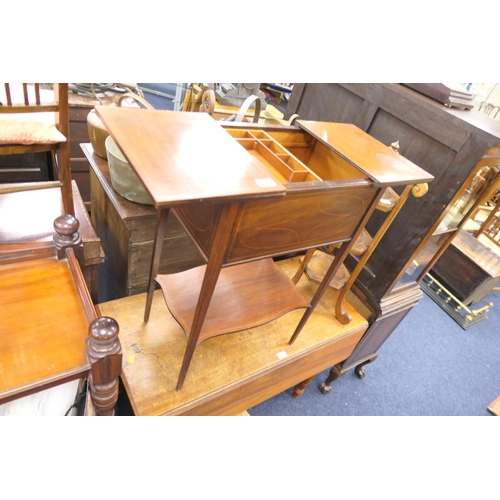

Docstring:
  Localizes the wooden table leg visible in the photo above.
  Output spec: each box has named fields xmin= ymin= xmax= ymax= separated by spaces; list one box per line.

xmin=292 ymin=375 xmax=315 ymax=398
xmin=319 ymin=364 xmax=343 ymax=394
xmin=292 ymin=248 xmax=315 ymax=284
xmin=144 ymin=208 xmax=170 ymax=322
xmin=176 ymin=203 xmax=241 ymax=391
xmin=288 ymin=241 xmax=353 ymax=345
xmin=87 ymin=316 xmax=122 ymax=416
xmin=288 ymin=188 xmax=385 ymax=345
xmin=354 ymin=355 xmax=377 ymax=379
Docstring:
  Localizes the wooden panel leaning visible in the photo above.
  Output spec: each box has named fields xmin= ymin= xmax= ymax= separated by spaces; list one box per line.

xmin=0 ymin=83 xmax=74 ymax=215
xmin=0 ymin=213 xmax=121 ymax=415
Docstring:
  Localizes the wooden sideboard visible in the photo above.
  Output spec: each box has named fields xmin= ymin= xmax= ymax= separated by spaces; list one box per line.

xmin=285 ymin=83 xmax=500 ymax=388
xmin=82 ymin=143 xmax=204 ymax=303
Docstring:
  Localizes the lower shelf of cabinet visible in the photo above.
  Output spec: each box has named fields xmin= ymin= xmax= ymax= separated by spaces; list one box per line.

xmin=155 ymin=257 xmax=310 ymax=344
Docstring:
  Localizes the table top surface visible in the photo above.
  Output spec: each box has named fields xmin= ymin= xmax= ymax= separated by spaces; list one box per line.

xmin=297 ymin=120 xmax=434 ymax=186
xmin=96 ymin=107 xmax=286 ymax=208
xmin=96 ymin=107 xmax=434 ymax=209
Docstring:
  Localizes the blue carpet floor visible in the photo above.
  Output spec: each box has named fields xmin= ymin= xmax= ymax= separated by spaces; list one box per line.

xmin=248 ymin=288 xmax=500 ymax=416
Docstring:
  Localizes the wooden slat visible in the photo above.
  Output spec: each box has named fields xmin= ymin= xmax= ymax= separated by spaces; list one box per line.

xmin=22 ymin=83 xmax=29 ymax=105
xmin=0 ymin=103 xmax=59 ymax=113
xmin=66 ymin=248 xmax=97 ymax=324
xmin=34 ymin=83 xmax=40 ymax=105
xmin=4 ymin=84 xmax=12 ymax=105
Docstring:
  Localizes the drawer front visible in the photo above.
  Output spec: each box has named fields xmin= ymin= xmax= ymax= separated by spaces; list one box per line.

xmin=0 ymin=152 xmax=51 ymax=183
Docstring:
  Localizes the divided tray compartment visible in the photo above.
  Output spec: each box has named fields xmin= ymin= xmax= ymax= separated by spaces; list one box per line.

xmin=225 ymin=129 xmax=322 ymax=184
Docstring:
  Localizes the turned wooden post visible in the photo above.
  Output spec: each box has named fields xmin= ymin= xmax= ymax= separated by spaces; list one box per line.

xmin=53 ymin=214 xmax=83 ymax=261
xmin=86 ymin=317 xmax=122 ymax=416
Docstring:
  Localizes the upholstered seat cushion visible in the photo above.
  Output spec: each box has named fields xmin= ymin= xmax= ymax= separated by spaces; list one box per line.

xmin=0 ymin=114 xmax=67 ymax=145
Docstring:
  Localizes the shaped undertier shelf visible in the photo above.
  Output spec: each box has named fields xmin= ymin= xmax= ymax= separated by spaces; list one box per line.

xmin=155 ymin=258 xmax=309 ymax=345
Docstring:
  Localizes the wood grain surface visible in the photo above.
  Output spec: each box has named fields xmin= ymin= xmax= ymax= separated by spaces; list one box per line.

xmin=97 ymin=258 xmax=368 ymax=415
xmin=0 ymin=257 xmax=90 ymax=401
xmin=95 ymin=107 xmax=286 ymax=207
xmin=297 ymin=121 xmax=434 ymax=186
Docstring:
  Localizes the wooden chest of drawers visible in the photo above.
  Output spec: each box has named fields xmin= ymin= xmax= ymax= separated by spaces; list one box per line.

xmin=82 ymin=143 xmax=204 ymax=302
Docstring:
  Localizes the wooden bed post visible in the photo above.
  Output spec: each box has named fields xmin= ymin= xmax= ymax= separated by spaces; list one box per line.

xmin=86 ymin=317 xmax=122 ymax=416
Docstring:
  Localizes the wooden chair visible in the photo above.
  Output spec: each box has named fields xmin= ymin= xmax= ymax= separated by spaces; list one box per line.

xmin=0 ymin=213 xmax=122 ymax=415
xmin=0 ymin=83 xmax=74 ymax=215
xmin=474 ymin=196 xmax=500 ymax=253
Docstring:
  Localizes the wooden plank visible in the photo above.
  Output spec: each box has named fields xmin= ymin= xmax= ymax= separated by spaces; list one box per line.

xmin=97 ymin=257 xmax=368 ymax=416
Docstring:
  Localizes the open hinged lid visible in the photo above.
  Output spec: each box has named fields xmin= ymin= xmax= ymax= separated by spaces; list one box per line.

xmin=297 ymin=121 xmax=434 ymax=187
xmin=95 ymin=107 xmax=286 ymax=208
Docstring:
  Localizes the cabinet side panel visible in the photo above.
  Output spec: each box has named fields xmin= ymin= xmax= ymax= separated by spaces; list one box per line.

xmin=227 ymin=187 xmax=377 ymax=262
xmin=174 ymin=204 xmax=222 ymax=260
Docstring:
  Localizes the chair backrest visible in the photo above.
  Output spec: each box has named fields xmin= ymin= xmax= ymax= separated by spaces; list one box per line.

xmin=0 ymin=83 xmax=73 ymax=215
xmin=474 ymin=196 xmax=500 ymax=252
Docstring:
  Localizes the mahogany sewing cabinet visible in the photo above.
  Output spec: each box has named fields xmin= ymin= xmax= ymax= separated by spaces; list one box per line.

xmin=95 ymin=107 xmax=432 ymax=391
